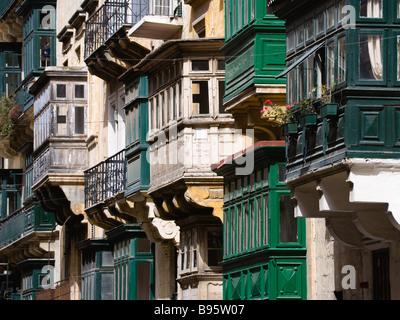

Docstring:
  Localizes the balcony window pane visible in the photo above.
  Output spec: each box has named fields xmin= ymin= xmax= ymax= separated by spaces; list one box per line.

xmin=6 ymin=73 xmax=19 ymax=96
xmin=316 ymin=12 xmax=324 ymax=34
xmin=75 ymin=106 xmax=85 ymax=134
xmin=398 ymin=0 xmax=400 ymax=18
xmin=360 ymin=0 xmax=382 ymax=18
xmin=338 ymin=36 xmax=346 ymax=82
xmin=338 ymin=0 xmax=346 ymax=22
xmin=5 ymin=52 xmax=19 ymax=67
xmin=136 ymin=262 xmax=151 ymax=300
xmin=57 ymin=84 xmax=66 ymax=98
xmin=279 ymin=195 xmax=297 ymax=243
xmin=192 ymin=60 xmax=209 ymax=71
xmin=296 ymin=25 xmax=304 ymax=46
xmin=398 ymin=36 xmax=400 ymax=80
xmin=327 ymin=42 xmax=335 ymax=88
xmin=40 ymin=37 xmax=51 ymax=67
xmin=56 ymin=105 xmax=67 ymax=135
xmin=207 ymin=230 xmax=222 ymax=267
xmin=360 ymin=34 xmax=383 ymax=80
xmin=75 ymin=84 xmax=84 ymax=98
xmin=327 ymin=5 xmax=335 ymax=28
xmin=192 ymin=81 xmax=209 ymax=115
xmin=306 ymin=19 xmax=313 ymax=40
xmin=306 ymin=55 xmax=315 ymax=97
xmin=263 ymin=195 xmax=268 ymax=245
xmin=287 ymin=30 xmax=294 ymax=51
xmin=218 ymin=81 xmax=226 ymax=114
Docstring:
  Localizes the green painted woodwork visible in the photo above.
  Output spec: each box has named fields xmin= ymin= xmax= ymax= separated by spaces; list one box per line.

xmin=272 ymin=0 xmax=400 ymax=180
xmin=123 ymin=75 xmax=150 ymax=197
xmin=222 ymin=0 xmax=286 ymax=103
xmin=106 ymin=224 xmax=155 ymax=300
xmin=214 ymin=144 xmax=306 ymax=300
xmin=17 ymin=1 xmax=56 ymax=82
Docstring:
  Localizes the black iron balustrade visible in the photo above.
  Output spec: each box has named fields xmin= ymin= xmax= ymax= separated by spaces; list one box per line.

xmin=84 ymin=0 xmax=133 ymax=59
xmin=84 ymin=149 xmax=127 ymax=208
xmin=84 ymin=0 xmax=178 ymax=59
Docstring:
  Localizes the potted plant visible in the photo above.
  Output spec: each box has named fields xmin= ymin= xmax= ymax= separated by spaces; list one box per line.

xmin=320 ymin=83 xmax=339 ymax=118
xmin=298 ymin=98 xmax=317 ymax=127
xmin=260 ymin=99 xmax=298 ymax=135
xmin=0 ymin=93 xmax=21 ymax=138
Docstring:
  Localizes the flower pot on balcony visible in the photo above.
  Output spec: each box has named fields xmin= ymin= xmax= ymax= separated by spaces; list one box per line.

xmin=320 ymin=103 xmax=338 ymax=118
xmin=299 ymin=114 xmax=317 ymax=127
xmin=282 ymin=122 xmax=298 ymax=136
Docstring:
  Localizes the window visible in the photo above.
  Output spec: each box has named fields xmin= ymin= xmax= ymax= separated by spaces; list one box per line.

xmin=136 ymin=262 xmax=151 ymax=300
xmin=218 ymin=81 xmax=226 ymax=114
xmin=306 ymin=19 xmax=314 ymax=41
xmin=316 ymin=11 xmax=324 ymax=34
xmin=192 ymin=81 xmax=209 ymax=115
xmin=56 ymin=105 xmax=67 ymax=135
xmin=296 ymin=25 xmax=304 ymax=47
xmin=192 ymin=60 xmax=209 ymax=71
xmin=279 ymin=194 xmax=298 ymax=243
xmin=287 ymin=70 xmax=295 ymax=104
xmin=306 ymin=55 xmax=315 ymax=97
xmin=359 ymin=34 xmax=383 ymax=80
xmin=360 ymin=0 xmax=382 ymax=18
xmin=338 ymin=36 xmax=346 ymax=82
xmin=217 ymin=60 xmax=225 ymax=71
xmin=75 ymin=106 xmax=85 ymax=134
xmin=398 ymin=0 xmax=400 ymax=18
xmin=297 ymin=63 xmax=305 ymax=101
xmin=315 ymin=47 xmax=326 ymax=97
xmin=207 ymin=230 xmax=223 ymax=267
xmin=398 ymin=36 xmax=400 ymax=80
xmin=56 ymin=84 xmax=66 ymax=98
xmin=338 ymin=0 xmax=346 ymax=22
xmin=327 ymin=42 xmax=335 ymax=88
xmin=75 ymin=84 xmax=84 ymax=98
xmin=40 ymin=36 xmax=51 ymax=67
xmin=327 ymin=5 xmax=335 ymax=28
xmin=287 ymin=30 xmax=295 ymax=52
xmin=263 ymin=194 xmax=269 ymax=245
xmin=180 ymin=228 xmax=198 ymax=272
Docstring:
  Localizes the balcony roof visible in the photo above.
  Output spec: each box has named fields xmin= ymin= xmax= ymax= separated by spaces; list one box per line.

xmin=128 ymin=15 xmax=182 ymax=40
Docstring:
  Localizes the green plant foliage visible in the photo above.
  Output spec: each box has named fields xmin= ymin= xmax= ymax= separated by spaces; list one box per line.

xmin=0 ymin=93 xmax=21 ymax=138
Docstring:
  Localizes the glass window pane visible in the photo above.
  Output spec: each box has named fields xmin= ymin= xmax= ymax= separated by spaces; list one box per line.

xmin=316 ymin=12 xmax=324 ymax=34
xmin=192 ymin=60 xmax=209 ymax=71
xmin=287 ymin=30 xmax=294 ymax=51
xmin=327 ymin=42 xmax=335 ymax=88
xmin=136 ymin=262 xmax=151 ymax=300
xmin=137 ymin=238 xmax=151 ymax=253
xmin=57 ymin=84 xmax=66 ymax=98
xmin=306 ymin=19 xmax=313 ymax=40
xmin=75 ymin=84 xmax=84 ymax=98
xmin=279 ymin=195 xmax=298 ymax=243
xmin=359 ymin=34 xmax=383 ymax=80
xmin=296 ymin=25 xmax=304 ymax=46
xmin=40 ymin=37 xmax=51 ymax=67
xmin=192 ymin=81 xmax=209 ymax=114
xmin=207 ymin=230 xmax=222 ymax=266
xmin=327 ymin=6 xmax=335 ymax=28
xmin=263 ymin=195 xmax=268 ymax=245
xmin=75 ymin=106 xmax=85 ymax=134
xmin=338 ymin=36 xmax=346 ymax=82
xmin=360 ymin=0 xmax=382 ymax=18
xmin=219 ymin=81 xmax=226 ymax=114
xmin=306 ymin=55 xmax=315 ymax=98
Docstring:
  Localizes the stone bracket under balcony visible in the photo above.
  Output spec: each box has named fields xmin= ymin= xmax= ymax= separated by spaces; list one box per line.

xmin=149 ymin=178 xmax=224 ymax=223
xmin=288 ymin=158 xmax=400 ymax=247
xmin=115 ymin=193 xmax=180 ymax=246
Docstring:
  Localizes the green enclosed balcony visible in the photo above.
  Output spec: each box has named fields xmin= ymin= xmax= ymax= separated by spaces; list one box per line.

xmin=269 ymin=0 xmax=400 ymax=247
xmin=0 ymin=204 xmax=55 ymax=250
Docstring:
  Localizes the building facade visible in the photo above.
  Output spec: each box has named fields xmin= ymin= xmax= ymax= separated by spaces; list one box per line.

xmin=269 ymin=0 xmax=400 ymax=300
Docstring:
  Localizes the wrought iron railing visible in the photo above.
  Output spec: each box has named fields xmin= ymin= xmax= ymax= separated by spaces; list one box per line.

xmin=84 ymin=149 xmax=127 ymax=208
xmin=84 ymin=0 xmax=133 ymax=59
xmin=84 ymin=0 xmax=179 ymax=59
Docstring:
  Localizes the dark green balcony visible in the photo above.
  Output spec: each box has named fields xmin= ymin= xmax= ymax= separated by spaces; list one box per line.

xmin=0 ymin=203 xmax=55 ymax=250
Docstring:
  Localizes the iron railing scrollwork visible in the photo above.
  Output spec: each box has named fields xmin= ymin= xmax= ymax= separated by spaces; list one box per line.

xmin=84 ymin=149 xmax=127 ymax=208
